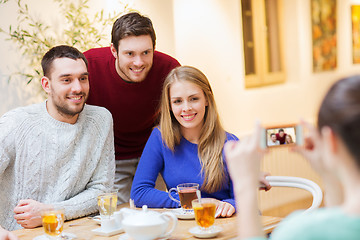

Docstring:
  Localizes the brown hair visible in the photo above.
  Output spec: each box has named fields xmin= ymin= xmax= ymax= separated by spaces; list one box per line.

xmin=318 ymin=75 xmax=360 ymax=168
xmin=111 ymin=12 xmax=156 ymax=52
xmin=41 ymin=45 xmax=88 ymax=77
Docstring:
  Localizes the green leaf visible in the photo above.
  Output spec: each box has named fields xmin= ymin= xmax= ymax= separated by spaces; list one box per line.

xmin=2 ymin=0 xmax=131 ymax=93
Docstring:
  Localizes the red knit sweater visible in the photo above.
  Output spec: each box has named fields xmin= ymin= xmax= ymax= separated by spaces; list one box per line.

xmin=84 ymin=47 xmax=180 ymax=160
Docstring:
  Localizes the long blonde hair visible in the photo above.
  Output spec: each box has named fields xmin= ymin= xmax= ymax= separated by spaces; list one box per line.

xmin=159 ymin=66 xmax=227 ymax=193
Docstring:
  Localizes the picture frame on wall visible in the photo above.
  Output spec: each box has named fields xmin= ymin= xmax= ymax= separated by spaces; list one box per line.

xmin=352 ymin=5 xmax=360 ymax=64
xmin=311 ymin=0 xmax=337 ymax=72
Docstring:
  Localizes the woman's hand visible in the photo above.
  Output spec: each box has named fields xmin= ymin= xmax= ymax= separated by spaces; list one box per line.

xmin=225 ymin=122 xmax=266 ymax=190
xmin=294 ymin=120 xmax=343 ymax=206
xmin=293 ymin=121 xmax=325 ymax=173
xmin=259 ymin=171 xmax=271 ymax=191
xmin=215 ymin=201 xmax=235 ymax=218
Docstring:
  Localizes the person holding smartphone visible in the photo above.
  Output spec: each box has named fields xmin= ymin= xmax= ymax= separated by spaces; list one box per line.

xmin=225 ymin=75 xmax=360 ymax=239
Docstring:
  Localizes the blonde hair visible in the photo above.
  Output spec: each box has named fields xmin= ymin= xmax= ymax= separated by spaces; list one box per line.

xmin=159 ymin=66 xmax=226 ymax=193
xmin=285 ymin=134 xmax=294 ymax=144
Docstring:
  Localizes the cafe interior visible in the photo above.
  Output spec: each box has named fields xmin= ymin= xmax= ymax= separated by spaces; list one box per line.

xmin=1 ymin=0 xmax=360 ymax=238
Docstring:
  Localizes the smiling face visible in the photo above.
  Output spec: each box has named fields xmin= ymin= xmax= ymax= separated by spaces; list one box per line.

xmin=41 ymin=57 xmax=89 ymax=124
xmin=169 ymin=80 xmax=208 ymax=141
xmin=111 ymin=35 xmax=154 ymax=82
xmin=271 ymin=134 xmax=277 ymax=142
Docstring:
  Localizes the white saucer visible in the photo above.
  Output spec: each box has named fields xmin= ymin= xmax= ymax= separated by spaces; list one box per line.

xmin=91 ymin=215 xmax=101 ymax=224
xmin=91 ymin=227 xmax=124 ymax=237
xmin=188 ymin=226 xmax=222 ymax=238
xmin=118 ymin=233 xmax=169 ymax=240
xmin=172 ymin=208 xmax=195 ymax=220
xmin=33 ymin=232 xmax=76 ymax=240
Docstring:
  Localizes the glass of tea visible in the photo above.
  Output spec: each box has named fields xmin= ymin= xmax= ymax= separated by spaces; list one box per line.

xmin=41 ymin=207 xmax=65 ymax=239
xmin=168 ymin=183 xmax=199 ymax=211
xmin=97 ymin=190 xmax=118 ymax=219
xmin=192 ymin=198 xmax=217 ymax=231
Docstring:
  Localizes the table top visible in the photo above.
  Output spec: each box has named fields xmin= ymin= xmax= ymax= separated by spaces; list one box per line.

xmin=13 ymin=205 xmax=281 ymax=240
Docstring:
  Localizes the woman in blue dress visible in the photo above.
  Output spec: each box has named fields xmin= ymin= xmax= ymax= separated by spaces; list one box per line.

xmin=131 ymin=66 xmax=270 ymax=217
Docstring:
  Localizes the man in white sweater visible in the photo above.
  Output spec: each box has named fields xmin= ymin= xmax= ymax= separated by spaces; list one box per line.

xmin=0 ymin=45 xmax=115 ymax=235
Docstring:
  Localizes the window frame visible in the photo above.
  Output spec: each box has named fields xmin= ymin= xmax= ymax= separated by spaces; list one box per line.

xmin=241 ymin=0 xmax=286 ymax=88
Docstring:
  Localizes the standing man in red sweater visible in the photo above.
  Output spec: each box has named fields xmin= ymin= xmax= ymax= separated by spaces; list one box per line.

xmin=275 ymin=128 xmax=287 ymax=145
xmin=84 ymin=12 xmax=180 ymax=204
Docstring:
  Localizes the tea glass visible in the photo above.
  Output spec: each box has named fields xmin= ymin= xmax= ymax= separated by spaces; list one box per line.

xmin=97 ymin=190 xmax=118 ymax=231
xmin=41 ymin=207 xmax=65 ymax=239
xmin=168 ymin=183 xmax=199 ymax=212
xmin=97 ymin=190 xmax=118 ymax=219
xmin=192 ymin=198 xmax=217 ymax=231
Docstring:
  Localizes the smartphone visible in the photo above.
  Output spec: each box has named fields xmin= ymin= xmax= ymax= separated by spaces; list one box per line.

xmin=260 ymin=124 xmax=303 ymax=149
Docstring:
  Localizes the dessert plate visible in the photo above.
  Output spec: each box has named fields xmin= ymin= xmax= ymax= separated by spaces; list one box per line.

xmin=188 ymin=226 xmax=222 ymax=238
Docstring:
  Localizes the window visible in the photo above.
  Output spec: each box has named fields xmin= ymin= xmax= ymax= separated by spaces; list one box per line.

xmin=241 ymin=0 xmax=285 ymax=88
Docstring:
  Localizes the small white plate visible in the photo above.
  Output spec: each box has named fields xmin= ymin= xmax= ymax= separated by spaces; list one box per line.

xmin=118 ymin=233 xmax=169 ymax=240
xmin=189 ymin=226 xmax=222 ymax=238
xmin=33 ymin=232 xmax=76 ymax=240
xmin=91 ymin=215 xmax=101 ymax=224
xmin=172 ymin=208 xmax=195 ymax=220
xmin=91 ymin=227 xmax=124 ymax=237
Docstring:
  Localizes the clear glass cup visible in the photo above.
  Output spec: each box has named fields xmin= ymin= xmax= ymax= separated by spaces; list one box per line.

xmin=168 ymin=183 xmax=199 ymax=211
xmin=97 ymin=190 xmax=118 ymax=219
xmin=192 ymin=198 xmax=217 ymax=231
xmin=41 ymin=207 xmax=65 ymax=239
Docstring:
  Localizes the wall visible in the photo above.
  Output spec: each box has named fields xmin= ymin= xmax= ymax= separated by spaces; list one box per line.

xmin=130 ymin=0 xmax=176 ymax=56
xmin=172 ymin=0 xmax=360 ymax=138
xmin=0 ymin=1 xmax=48 ymax=116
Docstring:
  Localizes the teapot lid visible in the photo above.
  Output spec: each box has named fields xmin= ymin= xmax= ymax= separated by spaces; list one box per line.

xmin=122 ymin=205 xmax=165 ymax=226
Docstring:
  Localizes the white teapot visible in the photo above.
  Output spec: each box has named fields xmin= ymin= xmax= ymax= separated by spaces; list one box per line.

xmin=116 ymin=205 xmax=178 ymax=240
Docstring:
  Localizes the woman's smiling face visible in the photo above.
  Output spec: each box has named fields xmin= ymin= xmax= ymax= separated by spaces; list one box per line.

xmin=169 ymin=80 xmax=208 ymax=137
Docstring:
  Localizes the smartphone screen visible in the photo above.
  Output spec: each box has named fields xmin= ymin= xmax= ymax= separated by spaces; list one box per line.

xmin=261 ymin=124 xmax=303 ymax=148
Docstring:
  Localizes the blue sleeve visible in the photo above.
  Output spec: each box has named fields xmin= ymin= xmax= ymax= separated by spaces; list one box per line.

xmin=221 ymin=180 xmax=236 ymax=209
xmin=130 ymin=128 xmax=179 ymax=208
xmin=220 ymin=133 xmax=239 ymax=209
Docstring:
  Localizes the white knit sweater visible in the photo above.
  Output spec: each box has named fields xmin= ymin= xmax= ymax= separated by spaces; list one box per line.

xmin=0 ymin=101 xmax=115 ymax=230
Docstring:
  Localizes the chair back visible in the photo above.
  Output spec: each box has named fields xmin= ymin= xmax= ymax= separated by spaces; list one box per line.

xmin=266 ymin=176 xmax=323 ymax=212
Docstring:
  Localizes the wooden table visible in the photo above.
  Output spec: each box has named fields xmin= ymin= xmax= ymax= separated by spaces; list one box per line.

xmin=13 ymin=205 xmax=281 ymax=240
